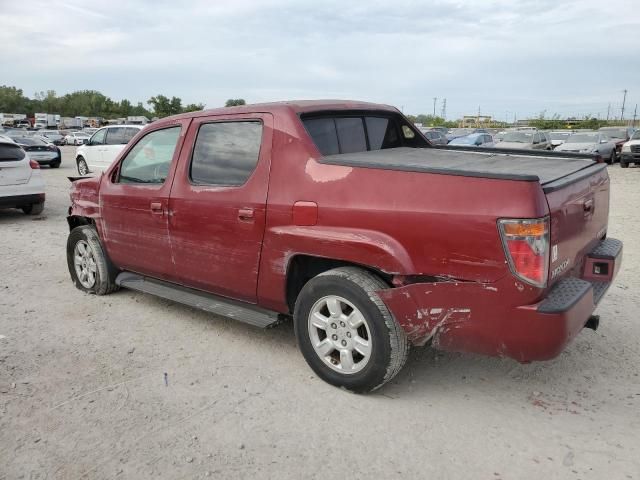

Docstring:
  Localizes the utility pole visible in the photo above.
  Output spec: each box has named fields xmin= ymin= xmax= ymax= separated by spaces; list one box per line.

xmin=606 ymin=103 xmax=610 ymax=121
xmin=432 ymin=97 xmax=437 ymax=117
xmin=633 ymin=104 xmax=638 ymax=128
xmin=441 ymin=98 xmax=447 ymax=119
xmin=621 ymin=89 xmax=627 ymax=121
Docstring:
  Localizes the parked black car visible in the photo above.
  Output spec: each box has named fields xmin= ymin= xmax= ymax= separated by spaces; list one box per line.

xmin=13 ymin=136 xmax=62 ymax=168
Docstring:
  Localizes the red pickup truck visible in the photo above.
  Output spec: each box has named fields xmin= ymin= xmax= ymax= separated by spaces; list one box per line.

xmin=66 ymin=100 xmax=622 ymax=392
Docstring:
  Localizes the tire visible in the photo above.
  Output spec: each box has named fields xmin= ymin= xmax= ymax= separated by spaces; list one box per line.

xmin=620 ymin=159 xmax=629 ymax=168
xmin=50 ymin=160 xmax=61 ymax=168
xmin=22 ymin=202 xmax=44 ymax=215
xmin=77 ymin=156 xmax=89 ymax=175
xmin=294 ymin=267 xmax=409 ymax=393
xmin=609 ymin=150 xmax=616 ymax=165
xmin=66 ymin=225 xmax=119 ymax=295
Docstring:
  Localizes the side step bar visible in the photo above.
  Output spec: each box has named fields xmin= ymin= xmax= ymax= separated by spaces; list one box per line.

xmin=115 ymin=272 xmax=281 ymax=328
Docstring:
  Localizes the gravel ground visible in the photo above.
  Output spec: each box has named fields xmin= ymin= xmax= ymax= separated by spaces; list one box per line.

xmin=1 ymin=147 xmax=639 ymax=479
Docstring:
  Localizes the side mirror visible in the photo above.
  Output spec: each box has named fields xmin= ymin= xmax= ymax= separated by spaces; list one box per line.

xmin=600 ymin=139 xmax=608 ymax=143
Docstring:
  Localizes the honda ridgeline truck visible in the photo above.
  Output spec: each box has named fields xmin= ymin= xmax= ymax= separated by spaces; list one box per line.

xmin=66 ymin=101 xmax=622 ymax=392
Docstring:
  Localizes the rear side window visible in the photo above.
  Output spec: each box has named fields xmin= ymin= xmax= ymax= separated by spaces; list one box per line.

xmin=0 ymin=144 xmax=25 ymax=161
xmin=118 ymin=126 xmax=181 ymax=184
xmin=304 ymin=118 xmax=339 ymax=155
xmin=105 ymin=127 xmax=126 ymax=145
xmin=190 ymin=121 xmax=262 ymax=186
xmin=335 ymin=118 xmax=366 ymax=154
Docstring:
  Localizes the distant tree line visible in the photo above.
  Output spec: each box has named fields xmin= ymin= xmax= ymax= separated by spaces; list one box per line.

xmin=0 ymin=85 xmax=206 ymax=119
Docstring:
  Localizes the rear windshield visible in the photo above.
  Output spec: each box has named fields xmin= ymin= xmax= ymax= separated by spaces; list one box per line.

xmin=0 ymin=144 xmax=26 ymax=161
xmin=302 ymin=112 xmax=427 ymax=155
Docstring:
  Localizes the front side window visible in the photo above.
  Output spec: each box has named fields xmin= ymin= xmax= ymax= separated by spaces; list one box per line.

xmin=90 ymin=129 xmax=106 ymax=145
xmin=118 ymin=126 xmax=181 ymax=184
xmin=190 ymin=121 xmax=262 ymax=186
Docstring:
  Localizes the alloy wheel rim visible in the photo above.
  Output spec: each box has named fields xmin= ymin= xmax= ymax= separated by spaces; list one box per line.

xmin=308 ymin=295 xmax=372 ymax=374
xmin=74 ymin=240 xmax=97 ymax=288
xmin=78 ymin=160 xmax=87 ymax=175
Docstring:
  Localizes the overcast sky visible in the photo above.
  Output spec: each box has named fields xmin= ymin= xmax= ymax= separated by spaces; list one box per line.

xmin=1 ymin=0 xmax=638 ymax=120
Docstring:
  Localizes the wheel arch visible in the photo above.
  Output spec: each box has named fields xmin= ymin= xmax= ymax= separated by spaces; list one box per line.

xmin=284 ymin=254 xmax=393 ymax=314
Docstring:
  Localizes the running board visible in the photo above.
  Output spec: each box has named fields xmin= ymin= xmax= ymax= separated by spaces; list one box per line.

xmin=115 ymin=272 xmax=281 ymax=328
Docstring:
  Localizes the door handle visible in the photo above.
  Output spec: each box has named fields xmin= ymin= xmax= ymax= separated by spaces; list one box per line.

xmin=238 ymin=208 xmax=254 ymax=221
xmin=583 ymin=199 xmax=593 ymax=212
xmin=150 ymin=202 xmax=163 ymax=215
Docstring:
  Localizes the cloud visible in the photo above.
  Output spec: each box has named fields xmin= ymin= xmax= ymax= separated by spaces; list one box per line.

xmin=0 ymin=0 xmax=638 ymax=119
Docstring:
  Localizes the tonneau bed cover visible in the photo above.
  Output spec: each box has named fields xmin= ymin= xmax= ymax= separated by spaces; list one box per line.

xmin=320 ymin=147 xmax=601 ymax=187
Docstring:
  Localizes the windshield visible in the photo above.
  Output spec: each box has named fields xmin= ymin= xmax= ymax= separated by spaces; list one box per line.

xmin=566 ymin=134 xmax=598 ymax=144
xmin=549 ymin=132 xmax=571 ymax=140
xmin=502 ymin=132 xmax=533 ymax=143
xmin=631 ymin=131 xmax=640 ymax=140
xmin=450 ymin=135 xmax=477 ymax=145
xmin=599 ymin=128 xmax=626 ymax=139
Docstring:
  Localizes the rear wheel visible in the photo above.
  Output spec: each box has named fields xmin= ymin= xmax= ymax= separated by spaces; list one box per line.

xmin=67 ymin=226 xmax=119 ymax=295
xmin=294 ymin=267 xmax=409 ymax=393
xmin=22 ymin=202 xmax=44 ymax=215
xmin=77 ymin=156 xmax=88 ymax=175
xmin=609 ymin=150 xmax=616 ymax=164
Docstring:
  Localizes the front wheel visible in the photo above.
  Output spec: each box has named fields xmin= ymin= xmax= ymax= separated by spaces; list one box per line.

xmin=67 ymin=226 xmax=119 ymax=295
xmin=294 ymin=267 xmax=409 ymax=393
xmin=621 ymin=159 xmax=629 ymax=168
xmin=22 ymin=202 xmax=44 ymax=215
xmin=77 ymin=156 xmax=89 ymax=175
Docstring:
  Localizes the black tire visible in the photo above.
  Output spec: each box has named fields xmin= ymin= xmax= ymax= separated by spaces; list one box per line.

xmin=67 ymin=225 xmax=119 ymax=295
xmin=22 ymin=202 xmax=44 ymax=215
xmin=77 ymin=156 xmax=89 ymax=175
xmin=609 ymin=150 xmax=616 ymax=165
xmin=620 ymin=159 xmax=629 ymax=168
xmin=50 ymin=160 xmax=61 ymax=168
xmin=294 ymin=267 xmax=409 ymax=393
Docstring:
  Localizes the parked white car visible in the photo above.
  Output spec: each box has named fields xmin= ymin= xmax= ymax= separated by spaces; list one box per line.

xmin=64 ymin=131 xmax=91 ymax=146
xmin=620 ymin=129 xmax=640 ymax=168
xmin=0 ymin=136 xmax=46 ymax=215
xmin=75 ymin=125 xmax=144 ymax=175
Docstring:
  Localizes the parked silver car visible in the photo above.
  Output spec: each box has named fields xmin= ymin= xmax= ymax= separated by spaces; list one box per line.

xmin=555 ymin=132 xmax=617 ymax=163
xmin=448 ymin=133 xmax=494 ymax=148
xmin=494 ymin=131 xmax=552 ymax=150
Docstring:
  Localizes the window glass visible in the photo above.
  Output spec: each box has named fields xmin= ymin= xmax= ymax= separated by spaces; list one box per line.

xmin=365 ymin=117 xmax=399 ymax=150
xmin=335 ymin=118 xmax=366 ymax=154
xmin=105 ymin=127 xmax=126 ymax=145
xmin=190 ymin=121 xmax=262 ymax=186
xmin=402 ymin=125 xmax=415 ymax=139
xmin=91 ymin=129 xmax=106 ymax=145
xmin=124 ymin=127 xmax=139 ymax=143
xmin=304 ymin=118 xmax=339 ymax=155
xmin=118 ymin=126 xmax=180 ymax=184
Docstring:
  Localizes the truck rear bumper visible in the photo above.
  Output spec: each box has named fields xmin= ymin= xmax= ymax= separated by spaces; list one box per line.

xmin=377 ymin=237 xmax=622 ymax=362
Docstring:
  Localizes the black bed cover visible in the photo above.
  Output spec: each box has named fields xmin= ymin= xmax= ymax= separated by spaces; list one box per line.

xmin=320 ymin=147 xmax=603 ymax=188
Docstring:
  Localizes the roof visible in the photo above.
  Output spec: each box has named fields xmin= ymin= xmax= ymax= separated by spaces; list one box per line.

xmin=164 ymin=99 xmax=399 ymax=123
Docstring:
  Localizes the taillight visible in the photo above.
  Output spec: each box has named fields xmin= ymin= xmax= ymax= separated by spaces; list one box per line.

xmin=498 ymin=217 xmax=550 ymax=288
xmin=29 ymin=159 xmax=40 ymax=169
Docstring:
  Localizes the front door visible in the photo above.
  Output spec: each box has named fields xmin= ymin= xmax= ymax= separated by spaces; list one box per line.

xmin=99 ymin=120 xmax=189 ymax=280
xmin=168 ymin=113 xmax=273 ymax=303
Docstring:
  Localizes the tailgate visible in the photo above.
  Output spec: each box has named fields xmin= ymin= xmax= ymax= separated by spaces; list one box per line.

xmin=0 ymin=143 xmax=31 ymax=186
xmin=544 ymin=164 xmax=609 ymax=286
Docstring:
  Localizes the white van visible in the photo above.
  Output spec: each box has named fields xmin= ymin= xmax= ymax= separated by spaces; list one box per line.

xmin=75 ymin=125 xmax=145 ymax=175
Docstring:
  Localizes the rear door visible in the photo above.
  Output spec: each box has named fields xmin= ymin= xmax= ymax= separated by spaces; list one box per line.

xmin=0 ymin=142 xmax=31 ymax=186
xmin=168 ymin=113 xmax=273 ymax=303
xmin=99 ymin=120 xmax=189 ymax=280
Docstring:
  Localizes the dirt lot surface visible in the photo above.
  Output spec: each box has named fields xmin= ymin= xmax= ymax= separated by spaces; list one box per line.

xmin=1 ymin=146 xmax=639 ymax=479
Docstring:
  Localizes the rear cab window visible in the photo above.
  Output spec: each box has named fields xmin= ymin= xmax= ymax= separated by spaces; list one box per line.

xmin=302 ymin=111 xmax=426 ymax=156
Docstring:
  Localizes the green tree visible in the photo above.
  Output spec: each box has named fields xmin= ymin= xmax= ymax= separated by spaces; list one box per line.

xmin=148 ymin=94 xmax=184 ymax=118
xmin=225 ymin=98 xmax=246 ymax=107
xmin=0 ymin=85 xmax=30 ymax=113
xmin=183 ymin=103 xmax=205 ymax=113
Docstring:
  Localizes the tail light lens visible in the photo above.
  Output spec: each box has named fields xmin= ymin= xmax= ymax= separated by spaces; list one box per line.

xmin=29 ymin=159 xmax=40 ymax=169
xmin=498 ymin=217 xmax=550 ymax=288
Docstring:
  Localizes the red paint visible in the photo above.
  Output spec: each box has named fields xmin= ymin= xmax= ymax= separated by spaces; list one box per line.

xmin=67 ymin=100 xmax=622 ymax=363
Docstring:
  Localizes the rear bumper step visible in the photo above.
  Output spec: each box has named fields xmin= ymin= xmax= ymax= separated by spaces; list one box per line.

xmin=115 ymin=272 xmax=282 ymax=328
